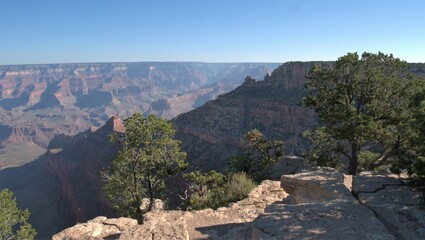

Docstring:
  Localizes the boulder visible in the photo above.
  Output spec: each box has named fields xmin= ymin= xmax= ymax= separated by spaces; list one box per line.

xmin=139 ymin=198 xmax=164 ymax=212
xmin=268 ymin=156 xmax=310 ymax=180
xmin=253 ymin=168 xmax=396 ymax=239
xmin=52 ymin=217 xmax=137 ymax=240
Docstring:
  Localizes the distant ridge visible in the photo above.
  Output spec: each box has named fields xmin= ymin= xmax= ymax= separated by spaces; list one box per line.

xmin=0 ymin=62 xmax=278 ymax=168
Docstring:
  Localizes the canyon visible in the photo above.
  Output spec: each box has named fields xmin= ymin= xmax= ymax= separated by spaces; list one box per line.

xmin=172 ymin=62 xmax=425 ymax=171
xmin=53 ymin=168 xmax=425 ymax=239
xmin=1 ymin=61 xmax=425 ymax=238
xmin=0 ymin=62 xmax=278 ymax=169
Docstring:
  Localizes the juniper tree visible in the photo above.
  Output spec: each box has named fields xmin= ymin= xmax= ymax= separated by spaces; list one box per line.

xmin=302 ymin=52 xmax=423 ymax=175
xmin=103 ymin=113 xmax=187 ymax=222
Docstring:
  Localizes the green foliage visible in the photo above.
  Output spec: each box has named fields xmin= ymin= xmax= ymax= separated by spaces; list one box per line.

xmin=225 ymin=172 xmax=257 ymax=201
xmin=0 ymin=188 xmax=36 ymax=240
xmin=357 ymin=151 xmax=381 ymax=172
xmin=396 ymin=87 xmax=425 ymax=177
xmin=229 ymin=129 xmax=284 ymax=182
xmin=182 ymin=170 xmax=227 ymax=210
xmin=183 ymin=171 xmax=256 ymax=210
xmin=301 ymin=52 xmax=423 ymax=175
xmin=103 ymin=113 xmax=187 ymax=222
xmin=302 ymin=128 xmax=345 ymax=170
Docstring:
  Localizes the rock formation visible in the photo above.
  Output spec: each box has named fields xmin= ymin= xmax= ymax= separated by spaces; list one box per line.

xmin=172 ymin=61 xmax=329 ymax=171
xmin=0 ymin=62 xmax=278 ymax=168
xmin=0 ymin=116 xmax=125 ymax=238
xmin=253 ymin=168 xmax=425 ymax=239
xmin=172 ymin=62 xmax=425 ymax=172
xmin=52 ymin=217 xmax=138 ymax=240
xmin=53 ymin=167 xmax=425 ymax=239
xmin=53 ymin=180 xmax=287 ymax=240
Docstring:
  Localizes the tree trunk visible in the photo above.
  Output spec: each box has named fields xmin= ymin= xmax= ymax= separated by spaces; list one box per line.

xmin=348 ymin=144 xmax=359 ymax=175
xmin=135 ymin=205 xmax=143 ymax=224
xmin=148 ymin=180 xmax=154 ymax=211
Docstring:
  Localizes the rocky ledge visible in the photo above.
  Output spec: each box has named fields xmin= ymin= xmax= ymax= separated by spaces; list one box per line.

xmin=53 ymin=168 xmax=425 ymax=240
xmin=255 ymin=168 xmax=425 ymax=239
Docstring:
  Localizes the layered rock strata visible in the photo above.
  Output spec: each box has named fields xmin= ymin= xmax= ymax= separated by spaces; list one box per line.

xmin=0 ymin=116 xmax=125 ymax=238
xmin=0 ymin=62 xmax=278 ymax=168
xmin=172 ymin=62 xmax=328 ymax=171
xmin=172 ymin=62 xmax=425 ymax=172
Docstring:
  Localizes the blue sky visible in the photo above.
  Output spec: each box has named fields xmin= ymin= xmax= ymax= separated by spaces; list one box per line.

xmin=0 ymin=0 xmax=424 ymax=65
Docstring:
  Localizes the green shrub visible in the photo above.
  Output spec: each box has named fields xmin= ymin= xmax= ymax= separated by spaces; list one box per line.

xmin=229 ymin=129 xmax=284 ymax=183
xmin=357 ymin=151 xmax=380 ymax=172
xmin=224 ymin=172 xmax=256 ymax=203
xmin=182 ymin=170 xmax=227 ymax=210
xmin=184 ymin=171 xmax=256 ymax=210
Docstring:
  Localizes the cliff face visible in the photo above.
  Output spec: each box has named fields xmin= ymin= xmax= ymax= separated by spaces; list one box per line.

xmin=172 ymin=62 xmax=425 ymax=171
xmin=171 ymin=62 xmax=326 ymax=170
xmin=0 ymin=116 xmax=125 ymax=239
xmin=0 ymin=62 xmax=278 ymax=168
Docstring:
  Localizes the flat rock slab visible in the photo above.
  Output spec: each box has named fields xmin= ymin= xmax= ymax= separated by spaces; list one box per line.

xmin=352 ymin=175 xmax=402 ymax=194
xmin=52 ymin=217 xmax=137 ymax=240
xmin=253 ymin=168 xmax=395 ymax=239
xmin=353 ymin=174 xmax=425 ymax=239
xmin=253 ymin=199 xmax=394 ymax=240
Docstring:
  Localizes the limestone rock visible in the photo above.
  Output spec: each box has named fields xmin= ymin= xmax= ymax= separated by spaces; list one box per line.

xmin=253 ymin=168 xmax=396 ymax=239
xmin=352 ymin=174 xmax=402 ymax=194
xmin=139 ymin=198 xmax=164 ymax=212
xmin=120 ymin=180 xmax=287 ymax=240
xmin=53 ymin=168 xmax=425 ymax=240
xmin=280 ymin=176 xmax=335 ymax=204
xmin=352 ymin=174 xmax=425 ymax=239
xmin=119 ymin=212 xmax=189 ymax=240
xmin=52 ymin=217 xmax=137 ymax=240
xmin=269 ymin=156 xmax=310 ymax=180
xmin=171 ymin=62 xmax=341 ymax=173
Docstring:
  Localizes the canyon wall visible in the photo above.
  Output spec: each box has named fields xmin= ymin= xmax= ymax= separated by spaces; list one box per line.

xmin=0 ymin=62 xmax=278 ymax=168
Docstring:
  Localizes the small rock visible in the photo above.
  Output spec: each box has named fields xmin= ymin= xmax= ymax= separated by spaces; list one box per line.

xmin=217 ymin=207 xmax=227 ymax=212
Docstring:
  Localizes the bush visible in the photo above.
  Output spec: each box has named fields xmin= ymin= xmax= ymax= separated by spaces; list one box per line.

xmin=357 ymin=151 xmax=380 ymax=172
xmin=184 ymin=171 xmax=256 ymax=210
xmin=224 ymin=172 xmax=256 ymax=203
xmin=229 ymin=129 xmax=284 ymax=182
